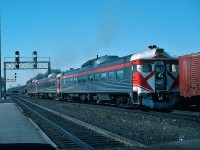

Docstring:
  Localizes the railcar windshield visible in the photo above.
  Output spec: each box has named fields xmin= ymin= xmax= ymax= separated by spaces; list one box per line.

xmin=155 ymin=65 xmax=165 ymax=72
xmin=169 ymin=64 xmax=178 ymax=72
xmin=143 ymin=64 xmax=152 ymax=73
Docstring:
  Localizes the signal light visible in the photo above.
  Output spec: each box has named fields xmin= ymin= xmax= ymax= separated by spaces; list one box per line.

xmin=33 ymin=51 xmax=37 ymax=55
xmin=15 ymin=64 xmax=19 ymax=69
xmin=15 ymin=51 xmax=20 ymax=62
xmin=33 ymin=51 xmax=37 ymax=69
xmin=15 ymin=57 xmax=19 ymax=62
xmin=33 ymin=51 xmax=37 ymax=60
xmin=15 ymin=51 xmax=20 ymax=69
xmin=15 ymin=73 xmax=17 ymax=79
xmin=15 ymin=51 xmax=19 ymax=55
xmin=33 ymin=57 xmax=37 ymax=62
xmin=33 ymin=64 xmax=37 ymax=69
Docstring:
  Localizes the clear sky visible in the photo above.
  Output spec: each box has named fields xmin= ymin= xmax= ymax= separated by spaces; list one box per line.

xmin=1 ymin=0 xmax=200 ymax=88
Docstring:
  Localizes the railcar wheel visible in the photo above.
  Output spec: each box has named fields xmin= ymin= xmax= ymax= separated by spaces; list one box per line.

xmin=116 ymin=98 xmax=128 ymax=106
xmin=80 ymin=95 xmax=87 ymax=103
xmin=97 ymin=100 xmax=103 ymax=104
xmin=140 ymin=105 xmax=150 ymax=112
xmin=164 ymin=108 xmax=173 ymax=113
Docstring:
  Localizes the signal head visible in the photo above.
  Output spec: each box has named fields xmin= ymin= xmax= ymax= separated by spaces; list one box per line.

xmin=33 ymin=51 xmax=37 ymax=55
xmin=15 ymin=57 xmax=19 ymax=62
xmin=33 ymin=57 xmax=37 ymax=62
xmin=15 ymin=51 xmax=19 ymax=55
xmin=33 ymin=64 xmax=37 ymax=69
xmin=15 ymin=64 xmax=19 ymax=69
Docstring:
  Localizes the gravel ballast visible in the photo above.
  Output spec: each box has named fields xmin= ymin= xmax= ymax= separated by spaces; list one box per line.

xmin=6 ymin=97 xmax=200 ymax=145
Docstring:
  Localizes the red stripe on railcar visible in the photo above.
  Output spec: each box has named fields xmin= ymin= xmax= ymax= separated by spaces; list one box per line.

xmin=37 ymin=78 xmax=57 ymax=85
xmin=62 ymin=62 xmax=132 ymax=79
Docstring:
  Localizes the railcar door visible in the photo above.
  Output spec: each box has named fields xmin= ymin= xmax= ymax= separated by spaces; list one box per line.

xmin=132 ymin=60 xmax=139 ymax=103
xmin=56 ymin=74 xmax=62 ymax=99
xmin=155 ymin=61 xmax=167 ymax=91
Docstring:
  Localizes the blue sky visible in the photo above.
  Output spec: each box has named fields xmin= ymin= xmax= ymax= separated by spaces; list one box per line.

xmin=1 ymin=0 xmax=200 ymax=87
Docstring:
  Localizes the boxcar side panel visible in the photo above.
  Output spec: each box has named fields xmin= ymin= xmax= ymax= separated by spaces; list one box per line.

xmin=190 ymin=53 xmax=200 ymax=97
xmin=179 ymin=53 xmax=200 ymax=97
xmin=179 ymin=56 xmax=191 ymax=97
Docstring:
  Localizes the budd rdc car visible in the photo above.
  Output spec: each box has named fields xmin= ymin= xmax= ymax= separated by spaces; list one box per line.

xmin=25 ymin=45 xmax=180 ymax=109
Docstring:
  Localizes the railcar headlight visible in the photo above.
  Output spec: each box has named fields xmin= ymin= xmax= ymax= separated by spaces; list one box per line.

xmin=158 ymin=73 xmax=164 ymax=79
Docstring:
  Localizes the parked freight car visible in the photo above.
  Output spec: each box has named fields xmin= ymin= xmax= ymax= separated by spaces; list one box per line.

xmin=179 ymin=52 xmax=200 ymax=106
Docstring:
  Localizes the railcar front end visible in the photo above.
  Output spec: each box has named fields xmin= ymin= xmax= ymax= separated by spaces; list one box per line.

xmin=131 ymin=46 xmax=180 ymax=108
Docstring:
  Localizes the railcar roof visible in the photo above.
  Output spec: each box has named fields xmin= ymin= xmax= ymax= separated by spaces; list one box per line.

xmin=81 ymin=55 xmax=119 ymax=68
xmin=61 ymin=54 xmax=132 ymax=77
xmin=131 ymin=48 xmax=178 ymax=60
xmin=37 ymin=73 xmax=58 ymax=82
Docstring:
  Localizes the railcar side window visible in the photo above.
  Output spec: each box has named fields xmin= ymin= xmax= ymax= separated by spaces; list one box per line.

xmin=101 ymin=72 xmax=107 ymax=80
xmin=82 ymin=76 xmax=87 ymax=83
xmin=74 ymin=77 xmax=77 ymax=83
xmin=143 ymin=64 xmax=152 ymax=73
xmin=94 ymin=74 xmax=100 ymax=81
xmin=169 ymin=64 xmax=178 ymax=72
xmin=61 ymin=79 xmax=64 ymax=85
xmin=78 ymin=77 xmax=82 ymax=83
xmin=65 ymin=79 xmax=68 ymax=85
xmin=89 ymin=75 xmax=94 ymax=82
xmin=108 ymin=71 xmax=115 ymax=79
xmin=68 ymin=79 xmax=70 ymax=84
xmin=68 ymin=78 xmax=72 ymax=84
xmin=64 ymin=78 xmax=67 ymax=84
xmin=116 ymin=70 xmax=124 ymax=79
xmin=133 ymin=64 xmax=137 ymax=73
xmin=124 ymin=67 xmax=132 ymax=79
xmin=66 ymin=78 xmax=69 ymax=84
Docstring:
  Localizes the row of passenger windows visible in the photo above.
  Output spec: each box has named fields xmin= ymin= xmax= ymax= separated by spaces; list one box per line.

xmin=133 ymin=64 xmax=178 ymax=73
xmin=27 ymin=87 xmax=35 ymax=90
xmin=37 ymin=81 xmax=56 ymax=88
xmin=61 ymin=69 xmax=125 ymax=85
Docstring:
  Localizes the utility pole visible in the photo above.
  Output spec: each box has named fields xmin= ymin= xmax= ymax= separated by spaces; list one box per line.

xmin=0 ymin=4 xmax=2 ymax=103
xmin=48 ymin=57 xmax=51 ymax=75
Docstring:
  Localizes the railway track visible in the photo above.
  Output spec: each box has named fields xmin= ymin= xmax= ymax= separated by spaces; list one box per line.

xmin=12 ymin=96 xmax=149 ymax=150
xmin=82 ymin=102 xmax=200 ymax=123
xmin=21 ymin=94 xmax=200 ymax=124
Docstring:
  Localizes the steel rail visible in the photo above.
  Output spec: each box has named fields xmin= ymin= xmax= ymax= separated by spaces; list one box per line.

xmin=14 ymin=97 xmax=95 ymax=150
xmin=15 ymin=95 xmax=150 ymax=149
